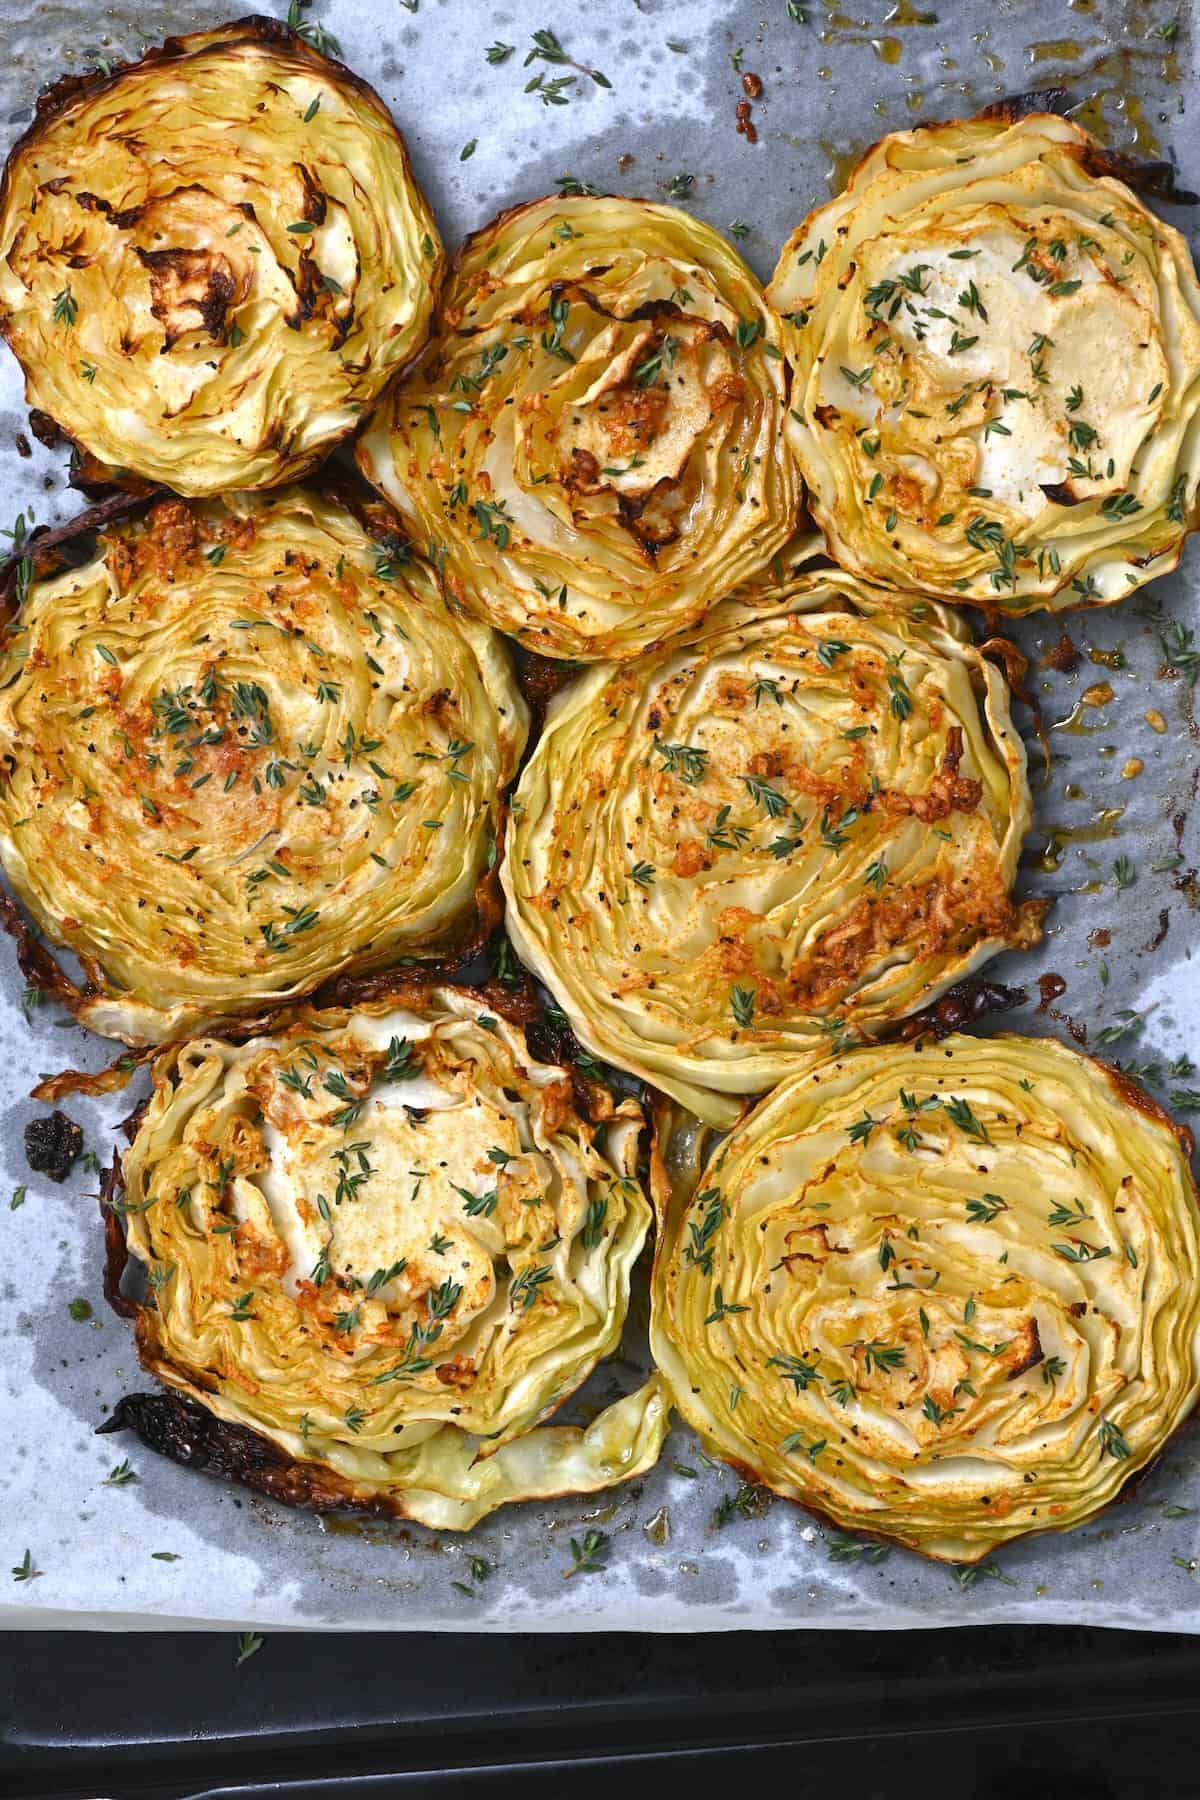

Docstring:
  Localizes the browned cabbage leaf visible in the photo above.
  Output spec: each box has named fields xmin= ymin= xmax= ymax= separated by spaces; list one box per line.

xmin=651 ymin=1034 xmax=1200 ymax=1562
xmin=358 ymin=194 xmax=804 ymax=661
xmin=0 ymin=18 xmax=442 ymax=493
xmin=503 ymin=571 xmax=1040 ymax=1125
xmin=117 ymin=987 xmax=668 ymax=1528
xmin=0 ymin=489 xmax=525 ymax=1042
xmin=768 ymin=112 xmax=1200 ymax=612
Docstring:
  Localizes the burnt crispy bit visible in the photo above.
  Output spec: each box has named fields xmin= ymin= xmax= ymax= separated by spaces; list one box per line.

xmin=1037 ymin=972 xmax=1068 ymax=1011
xmin=977 ymin=88 xmax=1197 ymax=204
xmin=27 ymin=408 xmax=62 ymax=449
xmin=1003 ymin=1316 xmax=1044 ymax=1381
xmin=511 ymin=644 xmax=581 ymax=730
xmin=24 ymin=1108 xmax=83 ymax=1182
xmin=98 ymin=1391 xmax=289 ymax=1480
xmin=1041 ymin=482 xmax=1085 ymax=509
xmin=901 ymin=978 xmax=1028 ymax=1041
xmin=135 ymin=247 xmax=240 ymax=347
xmin=977 ymin=86 xmax=1070 ymax=125
xmin=96 ymin=1390 xmax=395 ymax=1517
xmin=1045 ymin=632 xmax=1079 ymax=673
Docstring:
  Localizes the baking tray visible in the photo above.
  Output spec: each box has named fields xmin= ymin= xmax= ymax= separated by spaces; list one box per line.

xmin=3 ymin=0 xmax=1200 ymax=1632
xmin=7 ymin=1625 xmax=1200 ymax=1798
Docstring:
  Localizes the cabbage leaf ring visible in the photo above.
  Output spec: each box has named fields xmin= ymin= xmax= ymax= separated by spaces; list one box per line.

xmin=0 ymin=17 xmax=443 ymax=493
xmin=358 ymin=194 xmax=804 ymax=661
xmin=112 ymin=987 xmax=667 ymax=1529
xmin=651 ymin=1034 xmax=1200 ymax=1562
xmin=503 ymin=571 xmax=1040 ymax=1125
xmin=0 ymin=488 xmax=526 ymax=1042
xmin=767 ymin=111 xmax=1200 ymax=612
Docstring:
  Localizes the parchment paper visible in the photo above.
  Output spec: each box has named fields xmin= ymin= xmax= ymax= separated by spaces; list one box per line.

xmin=3 ymin=0 xmax=1200 ymax=1631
